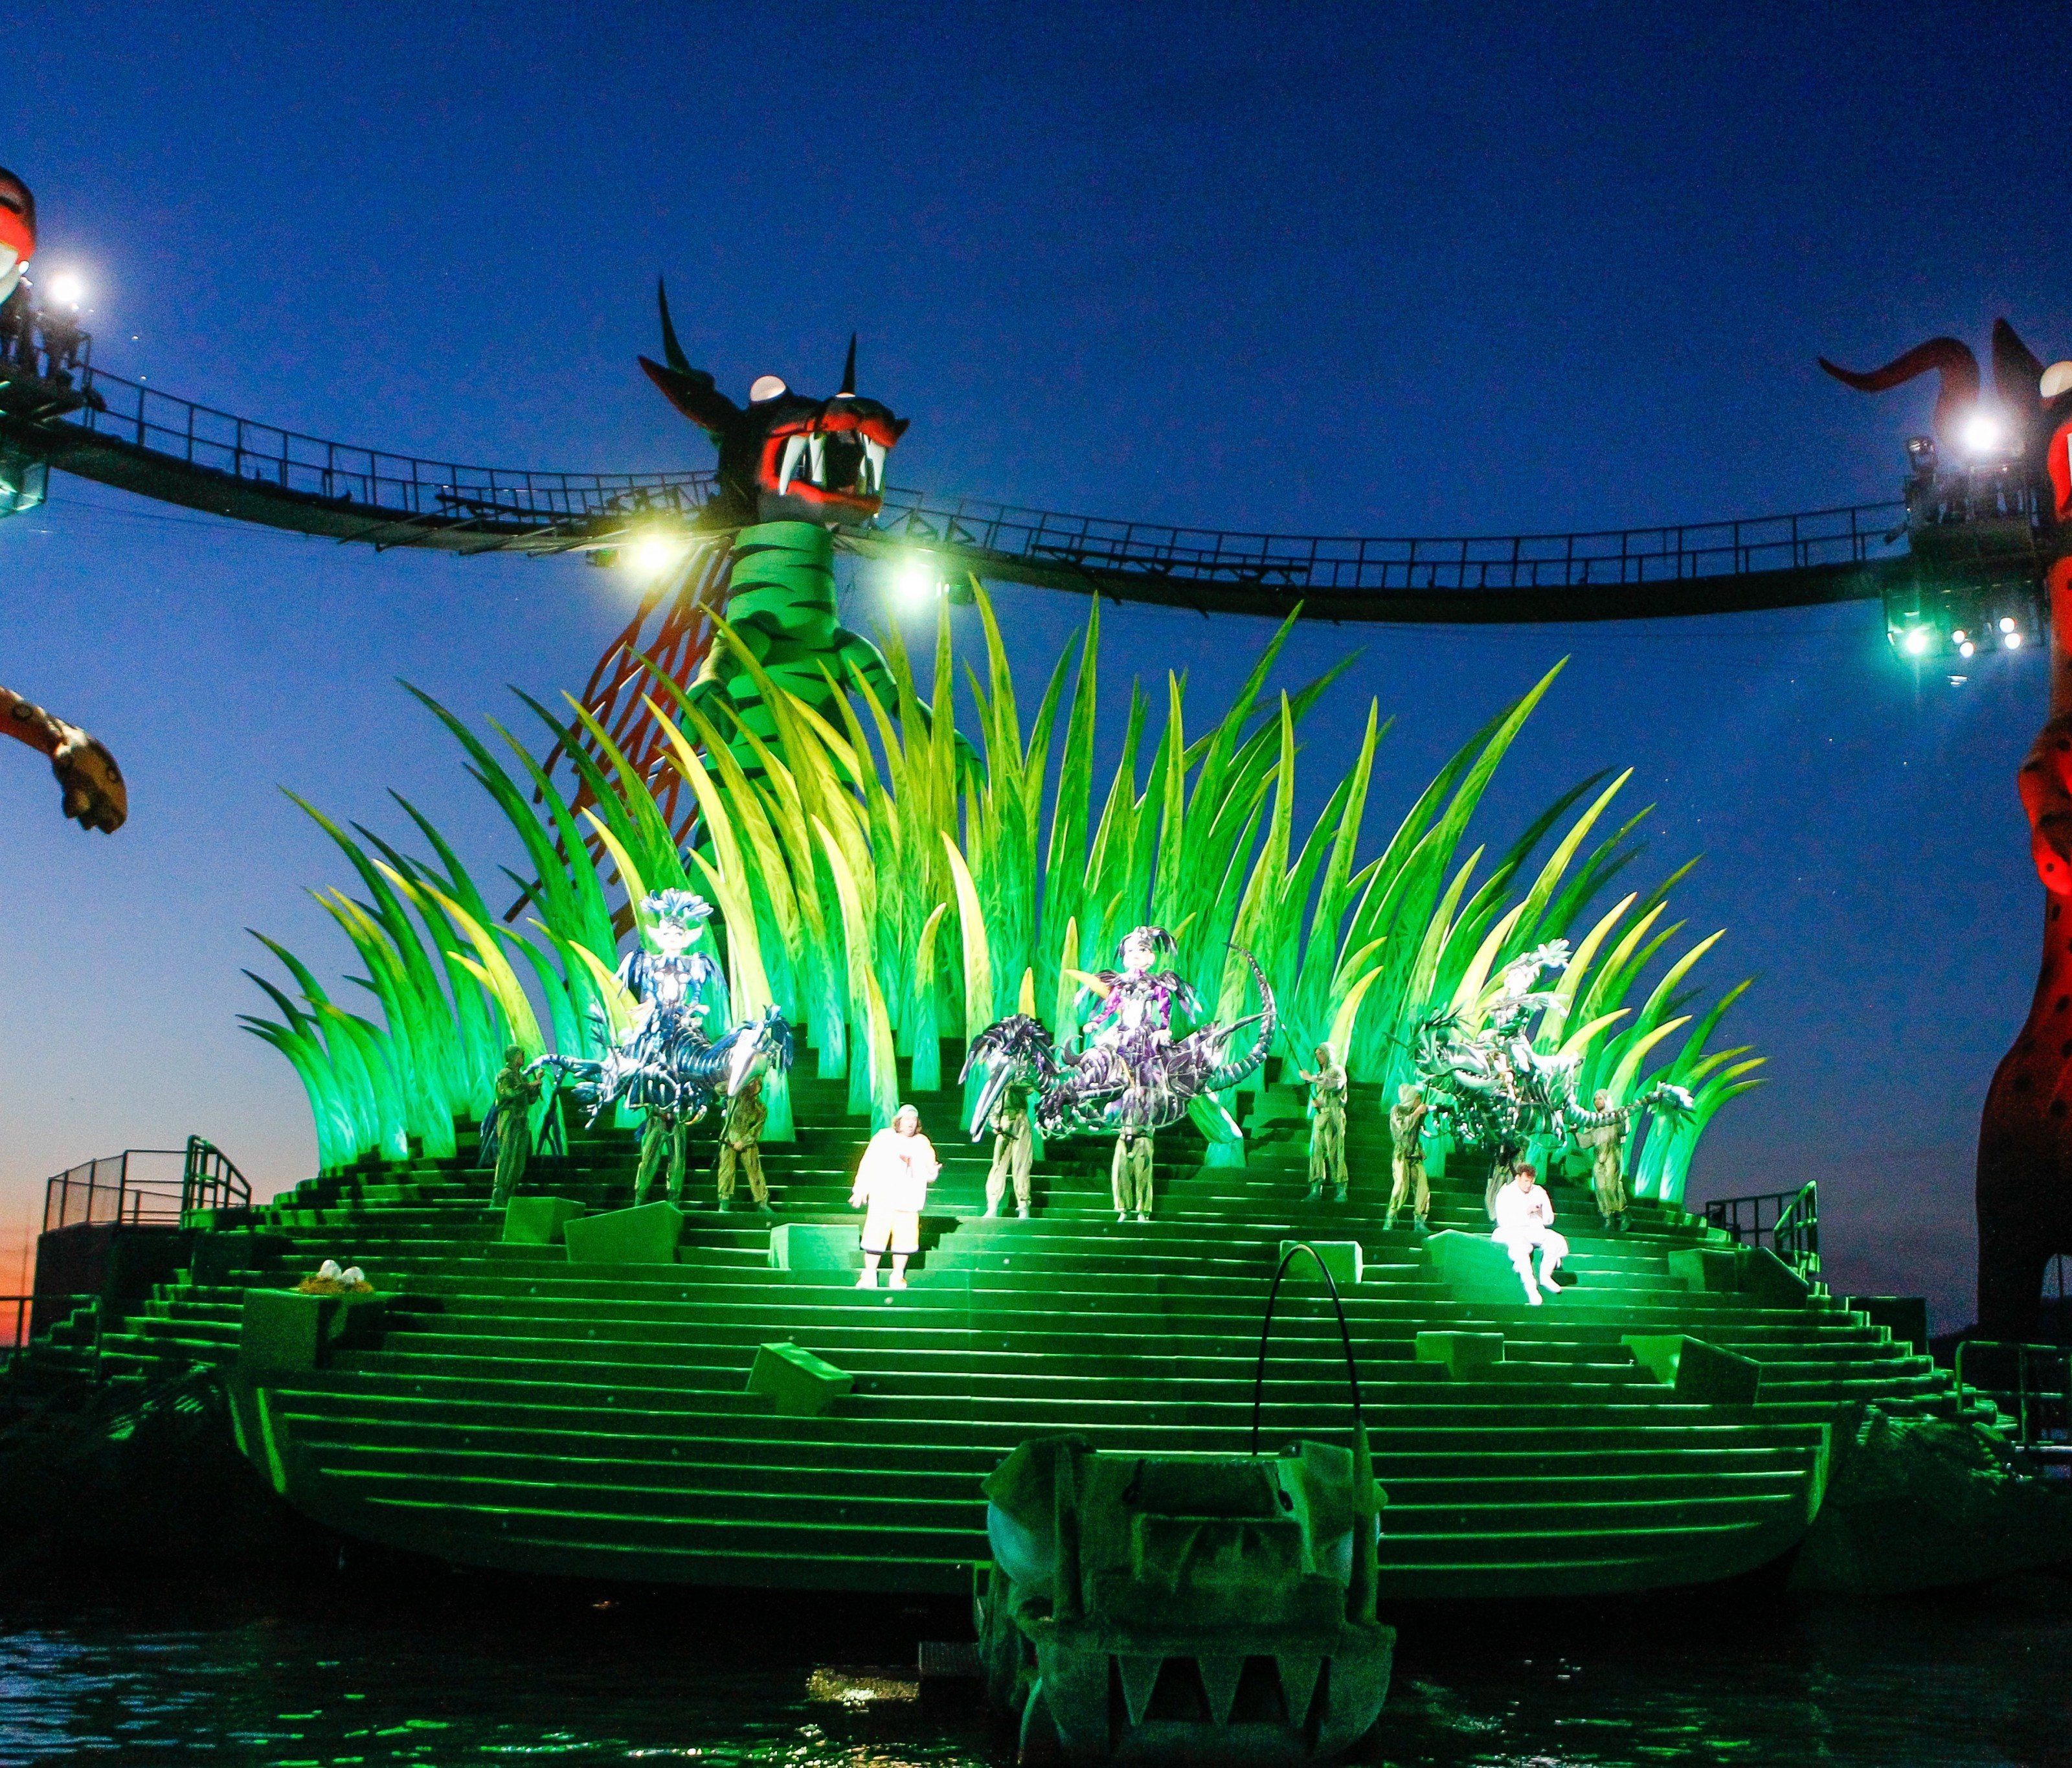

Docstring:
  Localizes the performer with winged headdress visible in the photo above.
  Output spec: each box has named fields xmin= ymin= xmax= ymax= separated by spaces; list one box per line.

xmin=960 ymin=927 xmax=1276 ymax=1194
xmin=527 ymin=889 xmax=794 ymax=1203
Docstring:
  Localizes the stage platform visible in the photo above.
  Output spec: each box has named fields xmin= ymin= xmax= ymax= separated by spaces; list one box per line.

xmin=67 ymin=1069 xmax=1993 ymax=1599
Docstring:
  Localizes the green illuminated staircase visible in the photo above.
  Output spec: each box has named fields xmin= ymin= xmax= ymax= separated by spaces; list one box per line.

xmin=82 ymin=1067 xmax=1985 ymax=1598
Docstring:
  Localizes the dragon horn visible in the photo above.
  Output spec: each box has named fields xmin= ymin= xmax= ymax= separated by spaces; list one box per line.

xmin=1206 ymin=949 xmax=1277 ymax=1093
xmin=1993 ymin=318 xmax=2045 ymax=418
xmin=840 ymin=332 xmax=857 ymax=396
xmin=657 ymin=277 xmax=692 ymax=376
xmin=1818 ymin=336 xmax=1980 ymax=445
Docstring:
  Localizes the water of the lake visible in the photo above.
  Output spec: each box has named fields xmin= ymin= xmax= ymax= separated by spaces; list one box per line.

xmin=5 ymin=1568 xmax=2071 ymax=1765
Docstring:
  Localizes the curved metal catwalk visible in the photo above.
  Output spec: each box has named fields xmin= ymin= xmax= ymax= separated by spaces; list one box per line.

xmin=0 ymin=356 xmax=1915 ymax=622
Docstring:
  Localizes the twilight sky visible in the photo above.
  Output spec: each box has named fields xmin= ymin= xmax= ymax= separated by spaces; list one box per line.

xmin=4 ymin=2 xmax=2069 ymax=1328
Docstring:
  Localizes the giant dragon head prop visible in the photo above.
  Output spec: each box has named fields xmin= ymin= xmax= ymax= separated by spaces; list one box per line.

xmin=0 ymin=166 xmax=36 ymax=305
xmin=1821 ymin=319 xmax=2072 ymax=515
xmin=638 ymin=280 xmax=907 ymax=527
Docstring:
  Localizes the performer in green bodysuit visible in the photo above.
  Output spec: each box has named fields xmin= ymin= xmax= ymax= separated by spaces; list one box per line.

xmin=489 ymin=1045 xmax=543 ymax=1208
xmin=1112 ymin=1129 xmax=1154 ymax=1223
xmin=1299 ymin=1043 xmax=1349 ymax=1203
xmin=1585 ymin=1088 xmax=1630 ymax=1232
xmin=717 ymin=1076 xmax=771 ymax=1212
xmin=985 ymin=1081 xmax=1036 ymax=1218
xmin=1387 ymin=1083 xmax=1430 ymax=1232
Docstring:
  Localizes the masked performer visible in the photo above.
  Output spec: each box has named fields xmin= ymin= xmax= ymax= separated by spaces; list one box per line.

xmin=1492 ymin=1161 xmax=1568 ymax=1305
xmin=717 ymin=1074 xmax=771 ymax=1212
xmin=1388 ymin=1083 xmax=1430 ymax=1232
xmin=1111 ymin=1128 xmax=1154 ymax=1222
xmin=486 ymin=1045 xmax=543 ymax=1208
xmin=620 ymin=889 xmax=721 ymax=1205
xmin=851 ymin=1104 xmax=938 ymax=1290
xmin=985 ymin=1080 xmax=1035 ymax=1219
xmin=1584 ymin=1089 xmax=1630 ymax=1232
xmin=1298 ymin=1042 xmax=1349 ymax=1203
xmin=962 ymin=927 xmax=1275 ymax=1162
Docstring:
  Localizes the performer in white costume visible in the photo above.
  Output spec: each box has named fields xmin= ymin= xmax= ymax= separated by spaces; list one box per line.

xmin=851 ymin=1104 xmax=939 ymax=1291
xmin=1491 ymin=1161 xmax=1568 ymax=1305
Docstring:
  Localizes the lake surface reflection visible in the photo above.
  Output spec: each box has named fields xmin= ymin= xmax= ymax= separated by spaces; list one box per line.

xmin=5 ymin=1570 xmax=2072 ymax=1765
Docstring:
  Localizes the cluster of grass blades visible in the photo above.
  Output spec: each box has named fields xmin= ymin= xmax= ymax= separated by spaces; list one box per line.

xmin=245 ymin=587 xmax=1762 ymax=1201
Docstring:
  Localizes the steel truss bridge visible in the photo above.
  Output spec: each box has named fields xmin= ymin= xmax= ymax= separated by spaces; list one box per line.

xmin=0 ymin=346 xmax=2016 ymax=626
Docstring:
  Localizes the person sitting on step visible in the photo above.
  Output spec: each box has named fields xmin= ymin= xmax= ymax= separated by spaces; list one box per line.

xmin=984 ymin=1079 xmax=1035 ymax=1218
xmin=1386 ymin=1083 xmax=1430 ymax=1232
xmin=851 ymin=1103 xmax=938 ymax=1290
xmin=717 ymin=1076 xmax=772 ymax=1214
xmin=1298 ymin=1042 xmax=1349 ymax=1203
xmin=1491 ymin=1159 xmax=1568 ymax=1305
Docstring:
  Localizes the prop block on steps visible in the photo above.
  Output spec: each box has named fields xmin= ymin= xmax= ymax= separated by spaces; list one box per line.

xmin=1667 ymin=1247 xmax=1740 ymax=1293
xmin=1414 ymin=1330 xmax=1505 ymax=1377
xmin=1623 ymin=1333 xmax=1762 ymax=1405
xmin=769 ymin=1222 xmax=861 ymax=1271
xmin=1843 ymin=1295 xmax=1930 ymax=1354
xmin=502 ymin=1196 xmax=587 ymax=1246
xmin=747 ymin=1341 xmax=854 ymax=1416
xmin=1278 ymin=1240 xmax=1363 ymax=1287
xmin=1424 ymin=1230 xmax=1537 ymax=1304
xmin=239 ymin=1289 xmax=385 ymax=1377
xmin=564 ymin=1201 xmax=684 ymax=1265
xmin=1744 ymin=1246 xmax=1812 ymax=1306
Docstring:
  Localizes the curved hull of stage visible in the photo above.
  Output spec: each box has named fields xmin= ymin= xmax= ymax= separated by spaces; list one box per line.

xmin=77 ymin=1072 xmax=2033 ymax=1602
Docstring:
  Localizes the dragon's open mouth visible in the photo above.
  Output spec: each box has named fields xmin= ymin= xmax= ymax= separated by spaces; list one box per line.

xmin=758 ymin=407 xmax=900 ymax=515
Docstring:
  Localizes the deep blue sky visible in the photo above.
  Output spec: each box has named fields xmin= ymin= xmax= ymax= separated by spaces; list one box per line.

xmin=3 ymin=3 xmax=2068 ymax=1326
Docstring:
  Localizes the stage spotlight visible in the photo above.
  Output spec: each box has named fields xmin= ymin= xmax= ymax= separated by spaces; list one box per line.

xmin=893 ymin=554 xmax=940 ymax=607
xmin=2007 ymin=631 xmax=2025 ymax=649
xmin=46 ymin=271 xmax=83 ymax=307
xmin=1963 ymin=411 xmax=2006 ymax=456
xmin=1952 ymin=629 xmax=1967 ymax=644
xmin=1960 ymin=640 xmax=1976 ymax=658
xmin=627 ymin=534 xmax=683 ymax=577
xmin=2000 ymin=617 xmax=2017 ymax=633
xmin=1903 ymin=626 xmax=1932 ymax=656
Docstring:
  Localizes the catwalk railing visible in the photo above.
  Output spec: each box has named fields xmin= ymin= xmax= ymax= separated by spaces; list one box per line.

xmin=870 ymin=490 xmax=1908 ymax=595
xmin=41 ymin=1137 xmax=251 ymax=1234
xmin=1702 ymin=1181 xmax=1820 ymax=1278
xmin=58 ymin=360 xmax=718 ymax=525
xmin=0 ymin=346 xmax=1921 ymax=600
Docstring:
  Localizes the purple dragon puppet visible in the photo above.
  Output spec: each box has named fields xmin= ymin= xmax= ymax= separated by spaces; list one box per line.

xmin=960 ymin=925 xmax=1276 ymax=1141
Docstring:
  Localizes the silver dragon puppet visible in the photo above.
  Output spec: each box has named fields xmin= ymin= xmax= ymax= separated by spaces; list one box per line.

xmin=960 ymin=925 xmax=1276 ymax=1142
xmin=527 ymin=889 xmax=793 ymax=1129
xmin=1410 ymin=940 xmax=1691 ymax=1164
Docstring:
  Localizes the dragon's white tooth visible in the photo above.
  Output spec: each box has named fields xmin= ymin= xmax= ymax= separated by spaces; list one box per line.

xmin=778 ymin=433 xmax=807 ymax=496
xmin=863 ymin=437 xmax=886 ymax=490
xmin=807 ymin=433 xmax=827 ymax=485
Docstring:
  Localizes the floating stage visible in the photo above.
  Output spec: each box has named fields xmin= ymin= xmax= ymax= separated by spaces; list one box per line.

xmin=33 ymin=1059 xmax=2033 ymax=1606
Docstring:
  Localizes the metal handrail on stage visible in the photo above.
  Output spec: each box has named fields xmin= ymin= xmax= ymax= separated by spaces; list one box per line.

xmin=1955 ymin=1340 xmax=2072 ymax=1457
xmin=0 ymin=1291 xmax=100 ymax=1354
xmin=1702 ymin=1180 xmax=1820 ymax=1278
xmin=41 ymin=1136 xmax=251 ymax=1232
